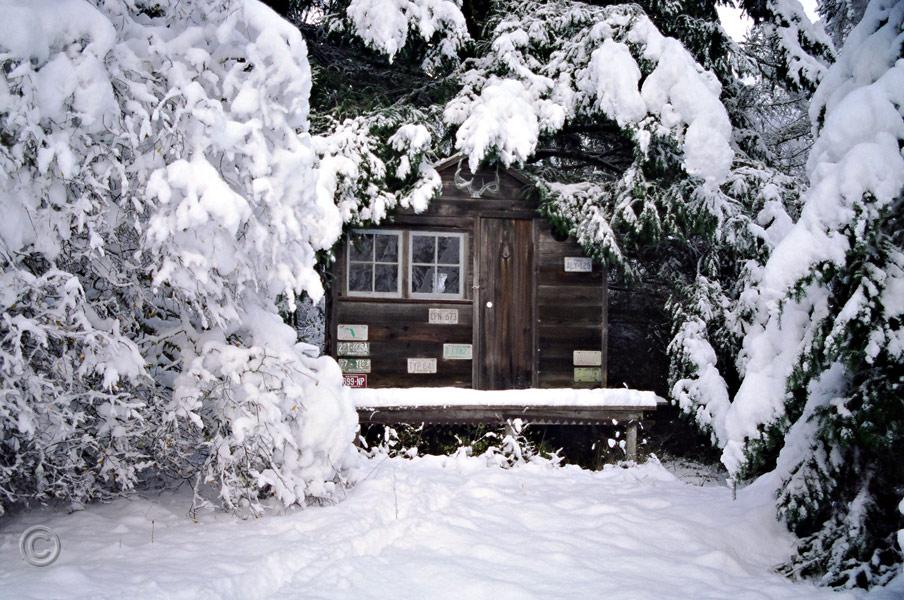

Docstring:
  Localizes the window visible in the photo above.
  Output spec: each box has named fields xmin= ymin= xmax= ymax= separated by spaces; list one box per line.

xmin=409 ymin=232 xmax=464 ymax=299
xmin=346 ymin=230 xmax=401 ymax=297
xmin=346 ymin=229 xmax=466 ymax=300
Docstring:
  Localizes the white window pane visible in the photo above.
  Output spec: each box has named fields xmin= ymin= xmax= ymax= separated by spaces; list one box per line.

xmin=437 ymin=236 xmax=460 ymax=265
xmin=374 ymin=264 xmax=398 ymax=293
xmin=412 ymin=235 xmax=435 ymax=263
xmin=412 ymin=265 xmax=435 ymax=294
xmin=348 ymin=263 xmax=372 ymax=292
xmin=436 ymin=266 xmax=460 ymax=294
xmin=374 ymin=234 xmax=398 ymax=263
xmin=348 ymin=234 xmax=373 ymax=262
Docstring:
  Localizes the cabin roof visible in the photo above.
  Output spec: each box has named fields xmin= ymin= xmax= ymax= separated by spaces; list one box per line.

xmin=432 ymin=153 xmax=535 ymax=188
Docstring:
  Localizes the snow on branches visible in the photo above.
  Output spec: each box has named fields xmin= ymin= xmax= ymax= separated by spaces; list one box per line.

xmin=445 ymin=1 xmax=734 ymax=185
xmin=719 ymin=0 xmax=904 ymax=586
xmin=723 ymin=0 xmax=904 ymax=477
xmin=342 ymin=0 xmax=469 ymax=69
xmin=746 ymin=0 xmax=836 ymax=91
xmin=312 ymin=111 xmax=442 ymax=225
xmin=0 ymin=0 xmax=357 ymax=515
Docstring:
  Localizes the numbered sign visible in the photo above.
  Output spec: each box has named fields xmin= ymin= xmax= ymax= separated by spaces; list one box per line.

xmin=407 ymin=358 xmax=437 ymax=374
xmin=573 ymin=350 xmax=602 ymax=366
xmin=564 ymin=257 xmax=592 ymax=272
xmin=337 ymin=324 xmax=368 ymax=341
xmin=339 ymin=358 xmax=371 ymax=373
xmin=343 ymin=374 xmax=367 ymax=388
xmin=337 ymin=342 xmax=369 ymax=356
xmin=443 ymin=343 xmax=472 ymax=360
xmin=574 ymin=367 xmax=602 ymax=383
xmin=428 ymin=308 xmax=459 ymax=324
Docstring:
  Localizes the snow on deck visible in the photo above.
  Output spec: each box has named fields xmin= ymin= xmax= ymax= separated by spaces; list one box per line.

xmin=351 ymin=387 xmax=658 ymax=409
xmin=3 ymin=455 xmax=888 ymax=599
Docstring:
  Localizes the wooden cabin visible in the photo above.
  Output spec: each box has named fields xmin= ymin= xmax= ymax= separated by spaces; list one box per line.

xmin=327 ymin=156 xmax=608 ymax=390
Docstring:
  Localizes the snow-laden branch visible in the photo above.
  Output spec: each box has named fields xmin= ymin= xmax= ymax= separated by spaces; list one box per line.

xmin=713 ymin=1 xmax=903 ymax=585
xmin=747 ymin=0 xmax=836 ymax=91
xmin=445 ymin=1 xmax=734 ymax=186
xmin=0 ymin=0 xmax=357 ymax=515
xmin=723 ymin=0 xmax=904 ymax=475
xmin=341 ymin=0 xmax=469 ymax=69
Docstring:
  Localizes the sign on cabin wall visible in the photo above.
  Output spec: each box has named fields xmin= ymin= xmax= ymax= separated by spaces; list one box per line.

xmin=443 ymin=343 xmax=472 ymax=360
xmin=339 ymin=358 xmax=371 ymax=373
xmin=574 ymin=367 xmax=602 ymax=383
xmin=564 ymin=257 xmax=593 ymax=272
xmin=428 ymin=308 xmax=459 ymax=324
xmin=337 ymin=324 xmax=368 ymax=341
xmin=343 ymin=374 xmax=367 ymax=388
xmin=337 ymin=342 xmax=369 ymax=356
xmin=573 ymin=350 xmax=602 ymax=366
xmin=408 ymin=358 xmax=437 ymax=373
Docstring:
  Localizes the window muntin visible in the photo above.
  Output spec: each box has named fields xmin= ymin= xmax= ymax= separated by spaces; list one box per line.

xmin=409 ymin=232 xmax=464 ymax=299
xmin=346 ymin=230 xmax=402 ymax=297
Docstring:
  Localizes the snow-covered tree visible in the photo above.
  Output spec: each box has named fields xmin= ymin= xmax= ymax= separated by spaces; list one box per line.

xmin=740 ymin=0 xmax=836 ymax=91
xmin=312 ymin=109 xmax=443 ymax=226
xmin=717 ymin=0 xmax=904 ymax=586
xmin=818 ymin=0 xmax=869 ymax=46
xmin=0 ymin=0 xmax=358 ymax=515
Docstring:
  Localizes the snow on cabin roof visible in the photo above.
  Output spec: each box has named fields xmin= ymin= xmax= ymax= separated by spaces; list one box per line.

xmin=350 ymin=387 xmax=658 ymax=409
xmin=432 ymin=153 xmax=535 ymax=187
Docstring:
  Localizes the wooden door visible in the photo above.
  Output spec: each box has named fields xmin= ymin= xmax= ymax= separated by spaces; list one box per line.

xmin=477 ymin=217 xmax=534 ymax=389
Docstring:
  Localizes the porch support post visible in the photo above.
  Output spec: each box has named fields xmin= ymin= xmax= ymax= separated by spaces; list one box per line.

xmin=626 ymin=420 xmax=638 ymax=462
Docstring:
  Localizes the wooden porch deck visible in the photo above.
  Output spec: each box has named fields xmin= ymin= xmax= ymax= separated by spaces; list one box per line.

xmin=352 ymin=388 xmax=660 ymax=461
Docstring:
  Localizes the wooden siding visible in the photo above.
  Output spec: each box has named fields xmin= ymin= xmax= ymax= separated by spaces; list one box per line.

xmin=328 ymin=159 xmax=607 ymax=390
xmin=534 ymin=223 xmax=607 ymax=388
xmin=334 ymin=300 xmax=473 ymax=387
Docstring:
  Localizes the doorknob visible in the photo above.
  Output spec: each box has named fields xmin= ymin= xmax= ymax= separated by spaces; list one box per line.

xmin=485 ymin=301 xmax=493 ymax=308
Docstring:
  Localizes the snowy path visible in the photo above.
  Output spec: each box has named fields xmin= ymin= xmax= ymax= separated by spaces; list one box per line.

xmin=0 ymin=456 xmax=893 ymax=599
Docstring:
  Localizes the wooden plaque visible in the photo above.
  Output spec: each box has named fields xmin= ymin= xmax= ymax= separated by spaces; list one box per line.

xmin=339 ymin=358 xmax=371 ymax=373
xmin=443 ymin=343 xmax=472 ymax=360
xmin=337 ymin=342 xmax=370 ymax=356
xmin=564 ymin=257 xmax=592 ymax=272
xmin=573 ymin=350 xmax=602 ymax=366
xmin=407 ymin=358 xmax=437 ymax=374
xmin=337 ymin=324 xmax=368 ymax=341
xmin=428 ymin=308 xmax=459 ymax=324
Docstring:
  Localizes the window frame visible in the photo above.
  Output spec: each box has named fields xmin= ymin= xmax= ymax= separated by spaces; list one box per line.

xmin=407 ymin=231 xmax=467 ymax=300
xmin=345 ymin=228 xmax=404 ymax=299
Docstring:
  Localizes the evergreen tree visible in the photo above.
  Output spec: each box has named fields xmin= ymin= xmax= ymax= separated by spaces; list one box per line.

xmin=0 ymin=0 xmax=359 ymax=516
xmin=722 ymin=0 xmax=904 ymax=586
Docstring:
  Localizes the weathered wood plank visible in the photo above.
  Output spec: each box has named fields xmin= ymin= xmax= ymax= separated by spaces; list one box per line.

xmin=537 ymin=305 xmax=602 ymax=326
xmin=536 ymin=265 xmax=605 ymax=284
xmin=357 ymin=405 xmax=650 ymax=425
xmin=336 ymin=302 xmax=474 ymax=326
xmin=537 ymin=285 xmax=604 ymax=306
xmin=356 ymin=324 xmax=473 ymax=343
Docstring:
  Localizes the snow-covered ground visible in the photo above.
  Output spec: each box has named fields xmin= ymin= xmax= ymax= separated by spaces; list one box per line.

xmin=1 ymin=456 xmax=901 ymax=599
